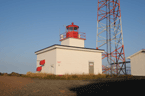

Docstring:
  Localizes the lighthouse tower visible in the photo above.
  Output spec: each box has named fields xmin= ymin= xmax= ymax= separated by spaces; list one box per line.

xmin=60 ymin=22 xmax=86 ymax=47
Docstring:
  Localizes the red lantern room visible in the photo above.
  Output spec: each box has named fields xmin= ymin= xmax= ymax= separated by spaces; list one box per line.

xmin=60 ymin=22 xmax=86 ymax=41
xmin=66 ymin=22 xmax=79 ymax=38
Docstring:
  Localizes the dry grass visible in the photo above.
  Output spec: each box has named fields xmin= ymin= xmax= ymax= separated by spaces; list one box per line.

xmin=22 ymin=71 xmax=133 ymax=80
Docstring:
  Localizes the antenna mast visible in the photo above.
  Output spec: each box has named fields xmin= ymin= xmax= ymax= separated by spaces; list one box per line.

xmin=96 ymin=0 xmax=126 ymax=75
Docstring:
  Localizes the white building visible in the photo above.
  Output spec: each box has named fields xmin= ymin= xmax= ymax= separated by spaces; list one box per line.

xmin=127 ymin=49 xmax=145 ymax=76
xmin=35 ymin=22 xmax=104 ymax=75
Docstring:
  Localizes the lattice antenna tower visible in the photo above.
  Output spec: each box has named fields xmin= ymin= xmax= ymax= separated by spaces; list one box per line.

xmin=96 ymin=0 xmax=126 ymax=75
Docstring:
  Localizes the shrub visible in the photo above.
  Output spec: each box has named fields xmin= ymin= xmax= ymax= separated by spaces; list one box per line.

xmin=0 ymin=72 xmax=3 ymax=76
xmin=10 ymin=72 xmax=21 ymax=77
xmin=26 ymin=71 xmax=32 ymax=76
xmin=3 ymin=73 xmax=8 ymax=76
xmin=24 ymin=71 xmax=131 ymax=80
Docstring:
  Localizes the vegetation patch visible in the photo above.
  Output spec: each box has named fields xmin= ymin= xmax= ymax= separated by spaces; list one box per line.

xmin=0 ymin=71 xmax=134 ymax=80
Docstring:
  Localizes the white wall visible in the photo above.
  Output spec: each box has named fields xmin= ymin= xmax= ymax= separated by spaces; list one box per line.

xmin=35 ymin=45 xmax=104 ymax=75
xmin=131 ymin=52 xmax=145 ymax=76
xmin=56 ymin=48 xmax=102 ymax=75
xmin=36 ymin=50 xmax=56 ymax=74
xmin=61 ymin=38 xmax=84 ymax=47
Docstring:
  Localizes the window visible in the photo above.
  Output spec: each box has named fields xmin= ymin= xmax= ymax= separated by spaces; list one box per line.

xmin=74 ymin=27 xmax=78 ymax=30
xmin=69 ymin=27 xmax=73 ymax=31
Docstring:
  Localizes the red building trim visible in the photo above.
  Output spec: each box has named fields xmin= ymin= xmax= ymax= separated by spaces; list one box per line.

xmin=36 ymin=66 xmax=42 ymax=71
xmin=40 ymin=60 xmax=45 ymax=65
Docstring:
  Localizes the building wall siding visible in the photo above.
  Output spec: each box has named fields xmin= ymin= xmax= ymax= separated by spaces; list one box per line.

xmin=131 ymin=53 xmax=145 ymax=76
xmin=56 ymin=48 xmax=102 ymax=75
xmin=36 ymin=50 xmax=56 ymax=74
xmin=61 ymin=38 xmax=84 ymax=47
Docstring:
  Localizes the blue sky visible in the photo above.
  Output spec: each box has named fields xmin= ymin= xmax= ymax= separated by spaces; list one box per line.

xmin=0 ymin=0 xmax=144 ymax=74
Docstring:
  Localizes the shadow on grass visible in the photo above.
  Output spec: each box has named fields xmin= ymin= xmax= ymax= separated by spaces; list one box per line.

xmin=68 ymin=76 xmax=145 ymax=95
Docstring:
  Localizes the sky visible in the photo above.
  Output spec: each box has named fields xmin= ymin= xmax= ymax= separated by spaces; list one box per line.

xmin=0 ymin=0 xmax=145 ymax=74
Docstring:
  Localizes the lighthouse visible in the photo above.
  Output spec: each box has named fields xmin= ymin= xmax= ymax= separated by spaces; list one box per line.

xmin=35 ymin=22 xmax=104 ymax=75
xmin=60 ymin=22 xmax=86 ymax=47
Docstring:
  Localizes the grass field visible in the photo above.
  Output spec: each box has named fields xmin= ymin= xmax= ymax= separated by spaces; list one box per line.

xmin=0 ymin=71 xmax=134 ymax=80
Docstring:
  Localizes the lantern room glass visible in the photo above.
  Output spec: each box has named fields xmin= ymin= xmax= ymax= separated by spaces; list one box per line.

xmin=69 ymin=27 xmax=73 ymax=31
xmin=66 ymin=27 xmax=78 ymax=32
xmin=74 ymin=27 xmax=78 ymax=31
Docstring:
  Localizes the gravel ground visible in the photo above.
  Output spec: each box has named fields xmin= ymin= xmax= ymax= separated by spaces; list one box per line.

xmin=0 ymin=76 xmax=93 ymax=96
xmin=13 ymin=78 xmax=92 ymax=96
xmin=0 ymin=76 xmax=145 ymax=96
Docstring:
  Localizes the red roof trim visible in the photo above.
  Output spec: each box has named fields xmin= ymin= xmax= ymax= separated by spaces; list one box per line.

xmin=66 ymin=22 xmax=79 ymax=28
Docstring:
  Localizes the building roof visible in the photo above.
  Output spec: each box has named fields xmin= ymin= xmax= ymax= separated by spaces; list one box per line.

xmin=127 ymin=49 xmax=145 ymax=59
xmin=35 ymin=44 xmax=104 ymax=55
